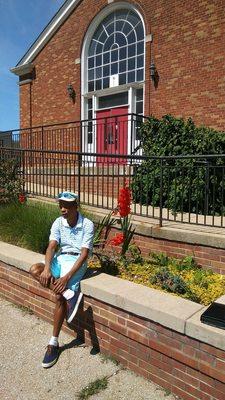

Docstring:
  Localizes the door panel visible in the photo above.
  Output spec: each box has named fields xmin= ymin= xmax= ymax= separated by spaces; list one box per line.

xmin=96 ymin=106 xmax=128 ymax=163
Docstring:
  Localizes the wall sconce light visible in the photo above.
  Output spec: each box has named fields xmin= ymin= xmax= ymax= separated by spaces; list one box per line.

xmin=67 ymin=84 xmax=76 ymax=103
xmin=150 ymin=61 xmax=156 ymax=82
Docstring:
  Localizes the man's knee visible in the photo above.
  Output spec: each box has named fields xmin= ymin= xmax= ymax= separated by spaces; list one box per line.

xmin=29 ymin=263 xmax=44 ymax=279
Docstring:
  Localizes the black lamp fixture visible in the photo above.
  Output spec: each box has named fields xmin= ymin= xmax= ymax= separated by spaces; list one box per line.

xmin=150 ymin=61 xmax=156 ymax=82
xmin=67 ymin=83 xmax=76 ymax=103
xmin=149 ymin=33 xmax=158 ymax=85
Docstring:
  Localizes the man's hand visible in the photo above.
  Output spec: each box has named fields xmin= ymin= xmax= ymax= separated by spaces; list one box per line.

xmin=40 ymin=269 xmax=52 ymax=287
xmin=53 ymin=275 xmax=69 ymax=294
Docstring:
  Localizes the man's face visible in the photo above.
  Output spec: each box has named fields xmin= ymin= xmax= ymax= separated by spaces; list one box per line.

xmin=59 ymin=200 xmax=78 ymax=219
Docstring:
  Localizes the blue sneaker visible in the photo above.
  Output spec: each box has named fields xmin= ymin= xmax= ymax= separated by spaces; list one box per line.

xmin=42 ymin=345 xmax=59 ymax=368
xmin=67 ymin=290 xmax=83 ymax=323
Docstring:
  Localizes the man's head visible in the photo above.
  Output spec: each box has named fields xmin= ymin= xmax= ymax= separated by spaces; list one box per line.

xmin=56 ymin=191 xmax=79 ymax=220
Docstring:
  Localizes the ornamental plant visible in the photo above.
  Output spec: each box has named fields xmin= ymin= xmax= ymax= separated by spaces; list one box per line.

xmin=109 ymin=185 xmax=135 ymax=256
xmin=93 ymin=185 xmax=135 ymax=258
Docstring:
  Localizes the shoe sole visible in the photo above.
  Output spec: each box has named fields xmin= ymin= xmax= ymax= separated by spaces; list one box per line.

xmin=42 ymin=355 xmax=59 ymax=368
xmin=67 ymin=292 xmax=83 ymax=323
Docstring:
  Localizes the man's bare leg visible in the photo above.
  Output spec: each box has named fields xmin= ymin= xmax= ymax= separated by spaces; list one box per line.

xmin=53 ymin=294 xmax=67 ymax=336
xmin=29 ymin=263 xmax=67 ymax=367
xmin=29 ymin=263 xmax=67 ymax=325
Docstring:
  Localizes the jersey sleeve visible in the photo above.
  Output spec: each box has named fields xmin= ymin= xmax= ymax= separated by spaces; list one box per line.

xmin=49 ymin=218 xmax=61 ymax=244
xmin=81 ymin=219 xmax=94 ymax=250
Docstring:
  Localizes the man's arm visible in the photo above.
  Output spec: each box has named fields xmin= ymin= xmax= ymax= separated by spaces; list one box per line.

xmin=52 ymin=247 xmax=89 ymax=294
xmin=40 ymin=240 xmax=58 ymax=287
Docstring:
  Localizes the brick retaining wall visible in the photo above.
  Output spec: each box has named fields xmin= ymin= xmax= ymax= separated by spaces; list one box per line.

xmin=130 ymin=234 xmax=225 ymax=275
xmin=1 ymin=259 xmax=225 ymax=400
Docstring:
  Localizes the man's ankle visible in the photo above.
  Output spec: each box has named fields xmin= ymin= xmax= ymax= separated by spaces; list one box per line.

xmin=49 ymin=336 xmax=59 ymax=347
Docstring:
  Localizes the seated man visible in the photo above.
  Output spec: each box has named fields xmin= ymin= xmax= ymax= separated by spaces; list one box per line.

xmin=29 ymin=191 xmax=94 ymax=368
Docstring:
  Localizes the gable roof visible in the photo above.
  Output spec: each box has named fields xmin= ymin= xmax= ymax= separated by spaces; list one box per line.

xmin=11 ymin=0 xmax=81 ymax=76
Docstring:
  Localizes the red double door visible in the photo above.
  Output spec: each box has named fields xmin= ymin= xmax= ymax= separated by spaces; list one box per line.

xmin=96 ymin=106 xmax=128 ymax=163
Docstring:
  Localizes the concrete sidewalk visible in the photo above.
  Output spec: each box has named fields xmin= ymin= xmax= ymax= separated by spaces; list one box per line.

xmin=0 ymin=298 xmax=177 ymax=400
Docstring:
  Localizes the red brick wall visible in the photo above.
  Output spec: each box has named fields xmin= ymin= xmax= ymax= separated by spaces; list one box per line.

xmin=1 ymin=260 xmax=225 ymax=400
xmin=19 ymin=0 xmax=225 ymax=131
xmin=131 ymin=233 xmax=225 ymax=275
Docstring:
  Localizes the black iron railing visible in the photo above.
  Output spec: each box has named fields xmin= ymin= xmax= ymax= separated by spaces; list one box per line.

xmin=0 ymin=113 xmax=146 ymax=157
xmin=1 ymin=147 xmax=225 ymax=228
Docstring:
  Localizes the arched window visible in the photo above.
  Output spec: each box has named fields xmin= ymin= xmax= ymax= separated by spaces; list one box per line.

xmin=87 ymin=9 xmax=145 ymax=92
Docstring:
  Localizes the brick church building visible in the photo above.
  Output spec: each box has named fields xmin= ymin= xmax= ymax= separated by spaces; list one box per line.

xmin=11 ymin=0 xmax=225 ymax=154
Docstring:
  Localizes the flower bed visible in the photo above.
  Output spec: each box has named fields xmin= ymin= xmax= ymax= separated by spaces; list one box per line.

xmin=89 ymin=250 xmax=225 ymax=306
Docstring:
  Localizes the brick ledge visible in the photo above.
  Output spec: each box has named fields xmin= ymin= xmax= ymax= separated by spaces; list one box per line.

xmin=1 ymin=240 xmax=225 ymax=351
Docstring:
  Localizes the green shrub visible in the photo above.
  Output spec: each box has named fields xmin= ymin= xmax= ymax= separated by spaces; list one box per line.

xmin=132 ymin=115 xmax=225 ymax=214
xmin=150 ymin=267 xmax=188 ymax=295
xmin=0 ymin=157 xmax=23 ymax=204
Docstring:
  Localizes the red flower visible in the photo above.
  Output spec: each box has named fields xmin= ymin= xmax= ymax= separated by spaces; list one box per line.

xmin=118 ymin=186 xmax=131 ymax=217
xmin=109 ymin=233 xmax=125 ymax=246
xmin=18 ymin=193 xmax=26 ymax=204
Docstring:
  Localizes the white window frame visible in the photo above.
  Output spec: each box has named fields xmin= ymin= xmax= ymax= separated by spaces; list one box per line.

xmin=81 ymin=2 xmax=146 ymax=155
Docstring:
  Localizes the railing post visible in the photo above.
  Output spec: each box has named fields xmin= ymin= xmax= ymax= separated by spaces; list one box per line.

xmin=21 ymin=149 xmax=25 ymax=194
xmin=130 ymin=114 xmax=134 ymax=163
xmin=78 ymin=152 xmax=81 ymax=200
xmin=80 ymin=121 xmax=83 ymax=152
xmin=159 ymin=158 xmax=163 ymax=227
xmin=205 ymin=160 xmax=209 ymax=216
xmin=41 ymin=125 xmax=44 ymax=150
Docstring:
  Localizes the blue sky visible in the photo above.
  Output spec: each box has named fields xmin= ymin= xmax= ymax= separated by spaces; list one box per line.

xmin=0 ymin=0 xmax=65 ymax=131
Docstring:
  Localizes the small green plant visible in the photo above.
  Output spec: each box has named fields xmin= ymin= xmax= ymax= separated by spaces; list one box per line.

xmin=150 ymin=252 xmax=169 ymax=267
xmin=77 ymin=377 xmax=108 ymax=399
xmin=150 ymin=267 xmax=188 ymax=295
xmin=163 ymin=389 xmax=172 ymax=397
xmin=100 ymin=353 xmax=120 ymax=366
xmin=94 ymin=253 xmax=119 ymax=276
xmin=12 ymin=303 xmax=34 ymax=315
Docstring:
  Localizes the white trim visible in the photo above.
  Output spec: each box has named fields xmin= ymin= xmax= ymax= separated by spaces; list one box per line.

xmin=95 ymin=104 xmax=129 ymax=112
xmin=80 ymin=1 xmax=146 ymax=156
xmin=17 ymin=79 xmax=33 ymax=86
xmin=83 ymin=81 xmax=144 ymax=98
xmin=11 ymin=63 xmax=34 ymax=76
xmin=12 ymin=0 xmax=81 ymax=72
xmin=81 ymin=1 xmax=146 ymax=96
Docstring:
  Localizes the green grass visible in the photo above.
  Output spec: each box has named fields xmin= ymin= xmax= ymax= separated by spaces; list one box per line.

xmin=0 ymin=200 xmax=59 ymax=254
xmin=77 ymin=377 xmax=108 ymax=399
xmin=100 ymin=353 xmax=120 ymax=366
